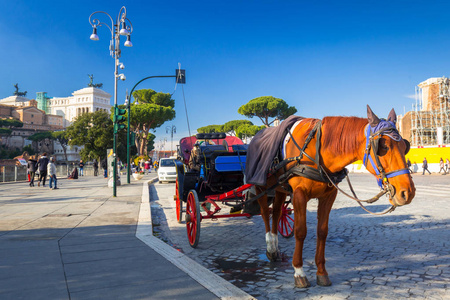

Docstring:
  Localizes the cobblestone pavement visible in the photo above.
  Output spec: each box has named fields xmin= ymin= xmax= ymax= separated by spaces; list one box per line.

xmin=150 ymin=174 xmax=449 ymax=299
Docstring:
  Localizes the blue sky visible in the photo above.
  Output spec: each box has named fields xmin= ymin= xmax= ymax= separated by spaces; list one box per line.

xmin=1 ymin=0 xmax=450 ymax=150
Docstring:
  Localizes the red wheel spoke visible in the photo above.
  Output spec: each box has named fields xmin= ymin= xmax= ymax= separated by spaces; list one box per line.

xmin=278 ymin=201 xmax=294 ymax=238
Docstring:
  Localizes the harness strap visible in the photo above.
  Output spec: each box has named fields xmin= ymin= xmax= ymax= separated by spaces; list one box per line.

xmin=285 ymin=121 xmax=346 ymax=185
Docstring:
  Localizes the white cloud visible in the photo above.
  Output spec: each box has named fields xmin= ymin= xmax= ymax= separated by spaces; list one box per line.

xmin=404 ymin=94 xmax=416 ymax=100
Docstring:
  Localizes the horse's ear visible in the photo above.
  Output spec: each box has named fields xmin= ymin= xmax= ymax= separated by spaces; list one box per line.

xmin=367 ymin=105 xmax=380 ymax=127
xmin=387 ymin=108 xmax=397 ymax=123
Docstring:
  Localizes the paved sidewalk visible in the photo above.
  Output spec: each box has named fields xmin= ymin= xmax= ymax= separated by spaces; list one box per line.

xmin=0 ymin=175 xmax=221 ymax=300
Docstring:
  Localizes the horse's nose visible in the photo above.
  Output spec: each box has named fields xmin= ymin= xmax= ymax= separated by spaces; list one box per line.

xmin=397 ymin=188 xmax=414 ymax=205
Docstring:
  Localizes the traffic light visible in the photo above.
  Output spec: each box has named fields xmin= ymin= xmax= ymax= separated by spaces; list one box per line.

xmin=176 ymin=69 xmax=186 ymax=84
xmin=114 ymin=105 xmax=127 ymax=133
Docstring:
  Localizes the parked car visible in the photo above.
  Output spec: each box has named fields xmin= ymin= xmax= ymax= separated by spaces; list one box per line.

xmin=158 ymin=158 xmax=177 ymax=183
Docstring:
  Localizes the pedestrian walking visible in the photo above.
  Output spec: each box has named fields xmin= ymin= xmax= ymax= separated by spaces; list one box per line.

xmin=101 ymin=158 xmax=108 ymax=178
xmin=407 ymin=158 xmax=413 ymax=173
xmin=139 ymin=158 xmax=145 ymax=173
xmin=446 ymin=158 xmax=450 ymax=173
xmin=47 ymin=157 xmax=58 ymax=189
xmin=93 ymin=159 xmax=99 ymax=176
xmin=27 ymin=156 xmax=37 ymax=187
xmin=79 ymin=160 xmax=84 ymax=176
xmin=422 ymin=157 xmax=431 ymax=175
xmin=144 ymin=159 xmax=151 ymax=174
xmin=439 ymin=157 xmax=446 ymax=175
xmin=36 ymin=153 xmax=50 ymax=187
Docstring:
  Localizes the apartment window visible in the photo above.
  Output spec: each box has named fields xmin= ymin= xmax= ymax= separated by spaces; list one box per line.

xmin=31 ymin=114 xmax=34 ymax=118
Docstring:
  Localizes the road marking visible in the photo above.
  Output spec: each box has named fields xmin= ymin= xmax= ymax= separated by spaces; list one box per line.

xmin=136 ymin=179 xmax=255 ymax=300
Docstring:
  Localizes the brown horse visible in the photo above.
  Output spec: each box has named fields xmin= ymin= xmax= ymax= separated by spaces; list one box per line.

xmin=256 ymin=106 xmax=415 ymax=288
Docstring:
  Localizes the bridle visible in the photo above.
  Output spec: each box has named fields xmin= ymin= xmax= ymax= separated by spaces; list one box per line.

xmin=362 ymin=123 xmax=410 ymax=198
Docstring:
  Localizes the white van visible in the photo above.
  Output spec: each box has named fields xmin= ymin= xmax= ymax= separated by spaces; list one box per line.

xmin=158 ymin=158 xmax=177 ymax=182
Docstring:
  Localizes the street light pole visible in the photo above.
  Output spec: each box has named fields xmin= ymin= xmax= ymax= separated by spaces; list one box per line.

xmin=159 ymin=138 xmax=167 ymax=159
xmin=166 ymin=125 xmax=176 ymax=156
xmin=89 ymin=6 xmax=133 ymax=196
xmin=126 ymin=70 xmax=185 ymax=179
xmin=125 ymin=91 xmax=131 ymax=184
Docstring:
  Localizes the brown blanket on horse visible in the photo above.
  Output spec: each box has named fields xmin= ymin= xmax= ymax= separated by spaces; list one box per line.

xmin=245 ymin=115 xmax=304 ymax=186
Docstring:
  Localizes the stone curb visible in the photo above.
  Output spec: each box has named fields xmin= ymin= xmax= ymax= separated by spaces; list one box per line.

xmin=135 ymin=179 xmax=255 ymax=300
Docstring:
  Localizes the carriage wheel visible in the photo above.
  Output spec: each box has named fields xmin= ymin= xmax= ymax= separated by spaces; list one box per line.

xmin=278 ymin=201 xmax=294 ymax=238
xmin=186 ymin=190 xmax=201 ymax=248
xmin=175 ymin=177 xmax=183 ymax=223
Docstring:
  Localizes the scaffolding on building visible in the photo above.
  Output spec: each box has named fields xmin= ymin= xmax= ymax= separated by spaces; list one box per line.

xmin=410 ymin=77 xmax=450 ymax=146
xmin=36 ymin=92 xmax=50 ymax=114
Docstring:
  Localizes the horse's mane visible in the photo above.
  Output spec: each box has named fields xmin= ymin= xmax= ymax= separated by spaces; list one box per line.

xmin=321 ymin=116 xmax=368 ymax=155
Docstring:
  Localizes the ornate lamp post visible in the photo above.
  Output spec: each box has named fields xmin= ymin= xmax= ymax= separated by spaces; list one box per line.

xmin=160 ymin=138 xmax=167 ymax=159
xmin=125 ymin=91 xmax=132 ymax=184
xmin=166 ymin=125 xmax=176 ymax=156
xmin=89 ymin=6 xmax=133 ymax=196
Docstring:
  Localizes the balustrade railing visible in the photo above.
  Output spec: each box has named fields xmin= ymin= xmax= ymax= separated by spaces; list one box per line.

xmin=0 ymin=165 xmax=97 ymax=183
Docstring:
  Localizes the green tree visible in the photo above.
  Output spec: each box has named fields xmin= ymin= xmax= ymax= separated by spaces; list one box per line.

xmin=0 ymin=128 xmax=12 ymax=136
xmin=52 ymin=131 xmax=69 ymax=164
xmin=238 ymin=96 xmax=297 ymax=127
xmin=197 ymin=125 xmax=223 ymax=133
xmin=22 ymin=145 xmax=36 ymax=156
xmin=236 ymin=124 xmax=265 ymax=140
xmin=66 ymin=110 xmax=113 ymax=161
xmin=130 ymin=89 xmax=176 ymax=155
xmin=0 ymin=118 xmax=23 ymax=147
xmin=222 ymin=120 xmax=253 ymax=136
xmin=0 ymin=118 xmax=24 ymax=128
xmin=147 ymin=133 xmax=155 ymax=152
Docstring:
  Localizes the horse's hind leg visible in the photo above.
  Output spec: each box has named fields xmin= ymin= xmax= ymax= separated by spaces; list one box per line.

xmin=315 ymin=191 xmax=337 ymax=286
xmin=257 ymin=188 xmax=279 ymax=261
xmin=292 ymin=187 xmax=310 ymax=288
xmin=266 ymin=191 xmax=286 ymax=261
xmin=271 ymin=190 xmax=286 ymax=234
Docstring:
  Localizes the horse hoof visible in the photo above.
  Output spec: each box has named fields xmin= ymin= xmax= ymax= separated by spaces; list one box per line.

xmin=266 ymin=250 xmax=280 ymax=262
xmin=317 ymin=274 xmax=332 ymax=286
xmin=294 ymin=276 xmax=311 ymax=288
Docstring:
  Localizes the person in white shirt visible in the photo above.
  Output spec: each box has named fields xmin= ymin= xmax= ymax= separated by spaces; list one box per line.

xmin=47 ymin=157 xmax=58 ymax=190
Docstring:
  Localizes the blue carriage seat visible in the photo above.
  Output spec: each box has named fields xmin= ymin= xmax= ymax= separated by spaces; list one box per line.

xmin=214 ymin=155 xmax=246 ymax=172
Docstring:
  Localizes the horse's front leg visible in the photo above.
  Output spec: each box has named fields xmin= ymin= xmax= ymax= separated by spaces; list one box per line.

xmin=315 ymin=191 xmax=337 ymax=286
xmin=257 ymin=188 xmax=279 ymax=261
xmin=292 ymin=187 xmax=310 ymax=288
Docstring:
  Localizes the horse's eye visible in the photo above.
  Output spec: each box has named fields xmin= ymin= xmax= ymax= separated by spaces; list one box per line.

xmin=377 ymin=138 xmax=389 ymax=157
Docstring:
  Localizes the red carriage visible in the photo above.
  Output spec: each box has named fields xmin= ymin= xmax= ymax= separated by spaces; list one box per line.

xmin=174 ymin=133 xmax=294 ymax=248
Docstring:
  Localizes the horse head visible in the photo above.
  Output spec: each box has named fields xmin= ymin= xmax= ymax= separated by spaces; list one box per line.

xmin=364 ymin=105 xmax=415 ymax=206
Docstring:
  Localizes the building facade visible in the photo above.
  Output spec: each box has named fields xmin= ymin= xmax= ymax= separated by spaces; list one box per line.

xmin=48 ymin=87 xmax=111 ymax=128
xmin=1 ymin=86 xmax=112 ymax=163
xmin=0 ymin=103 xmax=63 ymax=151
